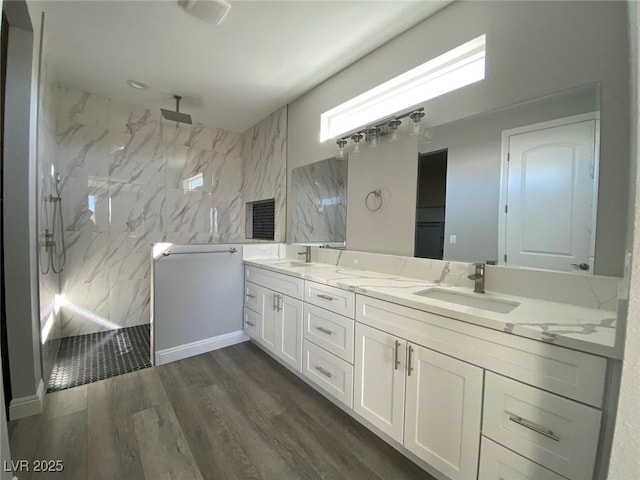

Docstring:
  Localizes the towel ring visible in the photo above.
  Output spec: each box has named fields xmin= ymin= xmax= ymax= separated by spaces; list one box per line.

xmin=365 ymin=189 xmax=383 ymax=211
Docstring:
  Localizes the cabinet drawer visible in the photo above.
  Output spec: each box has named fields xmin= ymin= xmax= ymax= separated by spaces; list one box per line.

xmin=244 ymin=282 xmax=261 ymax=313
xmin=304 ymin=281 xmax=355 ymax=318
xmin=303 ymin=304 xmax=354 ymax=363
xmin=479 ymin=437 xmax=566 ymax=480
xmin=244 ymin=307 xmax=260 ymax=339
xmin=302 ymin=340 xmax=354 ymax=408
xmin=356 ymin=295 xmax=606 ymax=407
xmin=245 ymin=265 xmax=304 ymax=299
xmin=482 ymin=372 xmax=601 ymax=480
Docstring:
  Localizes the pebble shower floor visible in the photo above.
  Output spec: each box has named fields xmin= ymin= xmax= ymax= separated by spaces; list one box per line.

xmin=47 ymin=324 xmax=151 ymax=393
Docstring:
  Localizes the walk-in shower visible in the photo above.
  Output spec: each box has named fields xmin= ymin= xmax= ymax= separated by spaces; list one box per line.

xmin=41 ymin=172 xmax=66 ymax=274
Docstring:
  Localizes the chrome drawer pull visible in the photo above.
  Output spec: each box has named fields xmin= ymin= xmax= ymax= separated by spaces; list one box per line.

xmin=508 ymin=415 xmax=560 ymax=442
xmin=315 ymin=366 xmax=332 ymax=378
xmin=315 ymin=326 xmax=333 ymax=335
xmin=316 ymin=294 xmax=334 ymax=301
xmin=407 ymin=345 xmax=414 ymax=376
xmin=245 ymin=321 xmax=256 ymax=327
xmin=394 ymin=340 xmax=400 ymax=370
xmin=246 ymin=293 xmax=256 ymax=299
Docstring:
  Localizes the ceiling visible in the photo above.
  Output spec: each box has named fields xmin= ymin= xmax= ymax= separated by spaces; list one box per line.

xmin=32 ymin=0 xmax=451 ymax=132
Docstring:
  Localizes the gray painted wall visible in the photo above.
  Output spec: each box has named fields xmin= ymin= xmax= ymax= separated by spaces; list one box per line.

xmin=287 ymin=1 xmax=630 ymax=276
xmin=346 ymin=135 xmax=419 ymax=256
xmin=3 ymin=20 xmax=42 ymax=401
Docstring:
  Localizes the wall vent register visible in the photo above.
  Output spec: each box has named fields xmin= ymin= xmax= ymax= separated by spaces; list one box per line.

xmin=246 ymin=198 xmax=275 ymax=240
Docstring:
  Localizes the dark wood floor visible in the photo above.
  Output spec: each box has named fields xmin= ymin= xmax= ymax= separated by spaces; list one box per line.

xmin=9 ymin=341 xmax=432 ymax=480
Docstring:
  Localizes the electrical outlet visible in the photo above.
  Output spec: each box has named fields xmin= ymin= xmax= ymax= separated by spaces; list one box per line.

xmin=449 ymin=235 xmax=457 ymax=244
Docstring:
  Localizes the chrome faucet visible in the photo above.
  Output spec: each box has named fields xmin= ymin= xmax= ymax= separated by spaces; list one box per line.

xmin=298 ymin=246 xmax=311 ymax=263
xmin=468 ymin=263 xmax=485 ymax=293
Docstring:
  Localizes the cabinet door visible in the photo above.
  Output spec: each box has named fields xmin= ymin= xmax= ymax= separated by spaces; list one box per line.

xmin=354 ymin=323 xmax=406 ymax=443
xmin=276 ymin=294 xmax=303 ymax=372
xmin=259 ymin=288 xmax=278 ymax=352
xmin=404 ymin=343 xmax=483 ymax=480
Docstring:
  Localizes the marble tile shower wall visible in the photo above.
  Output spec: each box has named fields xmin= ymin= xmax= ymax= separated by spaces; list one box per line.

xmin=241 ymin=106 xmax=287 ymax=243
xmin=290 ymin=157 xmax=346 ymax=243
xmin=56 ymin=86 xmax=262 ymax=337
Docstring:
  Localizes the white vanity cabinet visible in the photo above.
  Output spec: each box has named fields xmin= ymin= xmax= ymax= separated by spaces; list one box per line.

xmin=244 ymin=266 xmax=304 ymax=372
xmin=354 ymin=322 xmax=483 ymax=480
xmin=245 ymin=262 xmax=609 ymax=480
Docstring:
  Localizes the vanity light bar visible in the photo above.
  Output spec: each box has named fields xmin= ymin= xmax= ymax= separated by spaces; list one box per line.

xmin=320 ymin=34 xmax=486 ymax=142
xmin=335 ymin=107 xmax=425 ymax=155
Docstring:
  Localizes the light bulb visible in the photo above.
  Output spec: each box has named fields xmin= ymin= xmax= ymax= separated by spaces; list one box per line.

xmin=387 ymin=119 xmax=401 ymax=142
xmin=351 ymin=133 xmax=363 ymax=154
xmin=409 ymin=110 xmax=425 ymax=137
xmin=336 ymin=138 xmax=348 ymax=159
xmin=367 ymin=127 xmax=380 ymax=148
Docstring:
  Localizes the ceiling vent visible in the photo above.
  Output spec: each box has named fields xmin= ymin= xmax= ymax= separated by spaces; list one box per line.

xmin=178 ymin=0 xmax=231 ymax=25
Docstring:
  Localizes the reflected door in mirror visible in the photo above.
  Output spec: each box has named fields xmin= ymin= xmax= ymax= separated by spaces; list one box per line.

xmin=501 ymin=115 xmax=598 ymax=273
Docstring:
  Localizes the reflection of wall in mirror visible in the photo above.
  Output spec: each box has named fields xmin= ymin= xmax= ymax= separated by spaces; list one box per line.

xmin=420 ymin=85 xmax=601 ymax=268
xmin=290 ymin=157 xmax=347 ymax=243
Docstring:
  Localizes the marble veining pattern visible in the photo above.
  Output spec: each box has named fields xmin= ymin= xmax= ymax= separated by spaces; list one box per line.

xmin=55 ymin=86 xmax=285 ymax=337
xmin=246 ymin=257 xmax=620 ymax=358
xmin=309 ymin=246 xmax=619 ymax=311
xmin=241 ymin=107 xmax=287 ymax=242
xmin=290 ymin=157 xmax=346 ymax=243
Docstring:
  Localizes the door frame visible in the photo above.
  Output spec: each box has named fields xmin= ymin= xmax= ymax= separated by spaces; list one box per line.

xmin=497 ymin=112 xmax=601 ymax=269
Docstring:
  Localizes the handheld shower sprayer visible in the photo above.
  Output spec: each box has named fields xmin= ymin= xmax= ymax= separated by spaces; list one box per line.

xmin=41 ymin=171 xmax=67 ymax=274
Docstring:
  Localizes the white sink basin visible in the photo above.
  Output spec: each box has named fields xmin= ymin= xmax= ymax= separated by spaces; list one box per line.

xmin=413 ymin=288 xmax=519 ymax=314
xmin=273 ymin=260 xmax=308 ymax=267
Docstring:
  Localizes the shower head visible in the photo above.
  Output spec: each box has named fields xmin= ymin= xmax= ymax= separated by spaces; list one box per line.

xmin=161 ymin=95 xmax=193 ymax=125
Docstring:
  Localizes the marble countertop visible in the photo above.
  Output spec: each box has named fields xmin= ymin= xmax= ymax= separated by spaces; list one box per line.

xmin=244 ymin=258 xmax=620 ymax=359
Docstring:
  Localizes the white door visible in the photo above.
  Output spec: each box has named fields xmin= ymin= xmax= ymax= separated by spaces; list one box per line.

xmin=354 ymin=323 xmax=406 ymax=443
xmin=502 ymin=117 xmax=598 ymax=273
xmin=404 ymin=343 xmax=483 ymax=480
xmin=259 ymin=288 xmax=278 ymax=353
xmin=276 ymin=294 xmax=303 ymax=372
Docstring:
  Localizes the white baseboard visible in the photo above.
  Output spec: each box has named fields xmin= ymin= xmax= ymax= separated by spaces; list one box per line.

xmin=155 ymin=330 xmax=249 ymax=366
xmin=9 ymin=378 xmax=45 ymax=420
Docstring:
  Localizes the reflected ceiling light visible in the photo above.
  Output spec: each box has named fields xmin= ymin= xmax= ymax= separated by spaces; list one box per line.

xmin=178 ymin=0 xmax=231 ymax=25
xmin=127 ymin=79 xmax=148 ymax=90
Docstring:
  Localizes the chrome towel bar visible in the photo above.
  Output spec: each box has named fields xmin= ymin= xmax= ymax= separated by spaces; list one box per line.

xmin=162 ymin=247 xmax=238 ymax=257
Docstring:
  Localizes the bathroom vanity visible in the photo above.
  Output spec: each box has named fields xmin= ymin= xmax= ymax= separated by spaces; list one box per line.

xmin=242 ymin=254 xmax=618 ymax=480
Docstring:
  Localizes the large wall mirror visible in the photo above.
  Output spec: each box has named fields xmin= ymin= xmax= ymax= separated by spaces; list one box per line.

xmin=416 ymin=84 xmax=602 ymax=273
xmin=289 ymin=83 xmax=627 ymax=278
xmin=289 ymin=157 xmax=347 ymax=245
